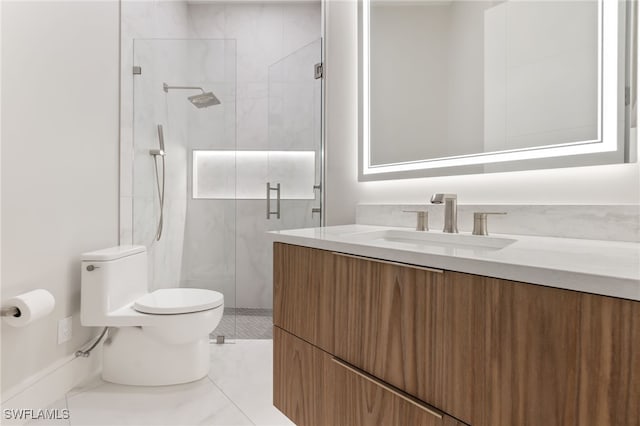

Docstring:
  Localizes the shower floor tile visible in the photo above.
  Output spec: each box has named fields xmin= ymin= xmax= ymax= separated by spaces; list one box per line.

xmin=213 ymin=308 xmax=273 ymax=340
xmin=51 ymin=340 xmax=293 ymax=426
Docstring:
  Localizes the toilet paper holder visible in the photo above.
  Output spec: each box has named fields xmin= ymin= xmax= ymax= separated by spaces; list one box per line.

xmin=1 ymin=306 xmax=20 ymax=317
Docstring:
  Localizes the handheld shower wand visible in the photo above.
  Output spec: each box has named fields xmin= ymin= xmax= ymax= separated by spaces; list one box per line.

xmin=150 ymin=124 xmax=165 ymax=156
xmin=149 ymin=124 xmax=166 ymax=241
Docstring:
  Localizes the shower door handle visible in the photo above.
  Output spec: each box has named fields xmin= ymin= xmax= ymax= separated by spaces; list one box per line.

xmin=266 ymin=182 xmax=281 ymax=219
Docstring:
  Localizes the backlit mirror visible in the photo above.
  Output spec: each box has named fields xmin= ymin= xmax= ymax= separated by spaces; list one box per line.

xmin=359 ymin=0 xmax=637 ymax=180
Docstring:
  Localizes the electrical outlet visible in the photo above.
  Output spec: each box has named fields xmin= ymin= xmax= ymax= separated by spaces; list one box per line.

xmin=58 ymin=316 xmax=72 ymax=344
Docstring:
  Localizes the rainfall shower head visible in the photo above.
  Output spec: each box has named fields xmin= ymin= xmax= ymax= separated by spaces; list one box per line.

xmin=188 ymin=92 xmax=221 ymax=108
xmin=162 ymin=82 xmax=221 ymax=108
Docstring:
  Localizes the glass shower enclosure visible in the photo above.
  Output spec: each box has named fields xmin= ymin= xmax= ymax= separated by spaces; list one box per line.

xmin=132 ymin=39 xmax=238 ymax=338
xmin=130 ymin=37 xmax=322 ymax=341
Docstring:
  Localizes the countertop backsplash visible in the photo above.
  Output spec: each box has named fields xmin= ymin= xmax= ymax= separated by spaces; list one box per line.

xmin=356 ymin=204 xmax=640 ymax=243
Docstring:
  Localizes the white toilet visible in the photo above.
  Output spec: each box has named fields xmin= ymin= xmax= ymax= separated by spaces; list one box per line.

xmin=80 ymin=245 xmax=224 ymax=386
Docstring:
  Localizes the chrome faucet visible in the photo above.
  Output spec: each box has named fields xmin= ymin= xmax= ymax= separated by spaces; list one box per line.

xmin=430 ymin=193 xmax=458 ymax=233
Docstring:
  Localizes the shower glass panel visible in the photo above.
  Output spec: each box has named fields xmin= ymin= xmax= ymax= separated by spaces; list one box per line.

xmin=223 ymin=39 xmax=323 ymax=338
xmin=132 ymin=39 xmax=237 ymax=340
xmin=267 ymin=38 xmax=323 ymax=231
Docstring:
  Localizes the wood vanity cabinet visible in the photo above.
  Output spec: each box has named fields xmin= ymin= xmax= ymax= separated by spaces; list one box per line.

xmin=273 ymin=242 xmax=640 ymax=426
xmin=333 ymin=252 xmax=445 ymax=407
xmin=274 ymin=326 xmax=466 ymax=426
xmin=273 ymin=326 xmax=334 ymax=426
xmin=273 ymin=244 xmax=336 ymax=353
xmin=481 ymin=274 xmax=582 ymax=425
xmin=576 ymin=293 xmax=640 ymax=425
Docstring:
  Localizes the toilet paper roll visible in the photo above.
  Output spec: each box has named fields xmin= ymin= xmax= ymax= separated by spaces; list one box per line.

xmin=3 ymin=289 xmax=55 ymax=327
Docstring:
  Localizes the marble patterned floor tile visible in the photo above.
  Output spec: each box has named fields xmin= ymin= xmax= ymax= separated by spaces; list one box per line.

xmin=65 ymin=374 xmax=105 ymax=399
xmin=209 ymin=341 xmax=293 ymax=426
xmin=65 ymin=377 xmax=253 ymax=426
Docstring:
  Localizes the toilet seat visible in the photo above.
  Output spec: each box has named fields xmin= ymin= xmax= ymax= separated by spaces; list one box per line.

xmin=134 ymin=288 xmax=223 ymax=315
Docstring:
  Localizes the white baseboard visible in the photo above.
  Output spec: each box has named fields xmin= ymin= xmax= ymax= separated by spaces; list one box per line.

xmin=1 ymin=347 xmax=101 ymax=425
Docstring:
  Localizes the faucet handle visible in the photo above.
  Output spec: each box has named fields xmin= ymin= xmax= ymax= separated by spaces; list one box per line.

xmin=403 ymin=210 xmax=428 ymax=231
xmin=472 ymin=212 xmax=506 ymax=236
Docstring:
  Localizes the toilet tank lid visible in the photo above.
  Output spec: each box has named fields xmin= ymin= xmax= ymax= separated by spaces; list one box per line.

xmin=81 ymin=245 xmax=146 ymax=261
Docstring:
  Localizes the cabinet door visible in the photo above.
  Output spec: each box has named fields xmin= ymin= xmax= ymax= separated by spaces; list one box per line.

xmin=333 ymin=357 xmax=444 ymax=426
xmin=484 ymin=276 xmax=582 ymax=426
xmin=334 ymin=253 xmax=444 ymax=407
xmin=273 ymin=326 xmax=334 ymax=426
xmin=440 ymin=272 xmax=488 ymax=425
xmin=274 ymin=243 xmax=335 ymax=352
xmin=577 ymin=294 xmax=640 ymax=426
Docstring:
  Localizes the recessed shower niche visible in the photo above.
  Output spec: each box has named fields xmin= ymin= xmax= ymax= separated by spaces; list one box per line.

xmin=120 ymin=2 xmax=323 ymax=340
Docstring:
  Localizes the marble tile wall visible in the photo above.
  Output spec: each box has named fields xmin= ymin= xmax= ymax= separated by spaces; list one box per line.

xmin=181 ymin=3 xmax=322 ymax=309
xmin=192 ymin=151 xmax=316 ymax=199
xmin=121 ymin=2 xmax=322 ymax=308
xmin=356 ymin=204 xmax=640 ymax=242
xmin=121 ymin=1 xmax=191 ymax=240
xmin=175 ymin=38 xmax=238 ymax=307
xmin=180 ymin=200 xmax=237 ymax=309
xmin=121 ymin=2 xmax=192 ymax=290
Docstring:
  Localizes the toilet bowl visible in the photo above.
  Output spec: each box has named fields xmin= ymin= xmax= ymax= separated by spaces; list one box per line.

xmin=80 ymin=246 xmax=224 ymax=386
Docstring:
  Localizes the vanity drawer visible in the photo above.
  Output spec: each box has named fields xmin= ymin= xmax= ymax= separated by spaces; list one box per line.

xmin=275 ymin=325 xmax=469 ymax=426
xmin=332 ymin=357 xmax=448 ymax=426
xmin=333 ymin=252 xmax=445 ymax=409
xmin=274 ymin=326 xmax=334 ymax=426
xmin=274 ymin=243 xmax=335 ymax=352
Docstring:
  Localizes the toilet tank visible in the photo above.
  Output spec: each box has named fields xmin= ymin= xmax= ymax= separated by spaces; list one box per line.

xmin=81 ymin=246 xmax=147 ymax=326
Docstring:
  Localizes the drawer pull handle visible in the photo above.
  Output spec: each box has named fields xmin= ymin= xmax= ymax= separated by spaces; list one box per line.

xmin=332 ymin=252 xmax=443 ymax=274
xmin=331 ymin=358 xmax=443 ymax=420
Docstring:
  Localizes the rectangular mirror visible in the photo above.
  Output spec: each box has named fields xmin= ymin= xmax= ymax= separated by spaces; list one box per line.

xmin=359 ymin=0 xmax=637 ymax=180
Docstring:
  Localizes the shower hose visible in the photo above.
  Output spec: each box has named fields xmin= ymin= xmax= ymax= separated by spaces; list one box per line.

xmin=153 ymin=153 xmax=165 ymax=241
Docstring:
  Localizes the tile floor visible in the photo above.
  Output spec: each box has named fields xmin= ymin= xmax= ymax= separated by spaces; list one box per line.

xmin=35 ymin=340 xmax=294 ymax=426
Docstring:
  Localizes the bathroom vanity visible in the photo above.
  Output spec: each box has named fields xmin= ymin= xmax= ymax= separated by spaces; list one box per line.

xmin=271 ymin=226 xmax=640 ymax=426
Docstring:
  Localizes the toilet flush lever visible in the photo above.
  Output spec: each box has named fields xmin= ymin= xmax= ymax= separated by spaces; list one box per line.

xmin=86 ymin=265 xmax=100 ymax=272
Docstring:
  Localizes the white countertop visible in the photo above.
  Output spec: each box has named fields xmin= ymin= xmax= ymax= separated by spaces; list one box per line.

xmin=268 ymin=225 xmax=640 ymax=301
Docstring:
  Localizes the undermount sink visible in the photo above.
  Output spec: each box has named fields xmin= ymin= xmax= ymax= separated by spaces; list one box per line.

xmin=345 ymin=229 xmax=517 ymax=250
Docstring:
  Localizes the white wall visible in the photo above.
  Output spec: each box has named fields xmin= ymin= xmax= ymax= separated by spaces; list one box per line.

xmin=324 ymin=0 xmax=360 ymax=225
xmin=324 ymin=0 xmax=640 ymax=226
xmin=1 ymin=0 xmax=119 ymax=396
